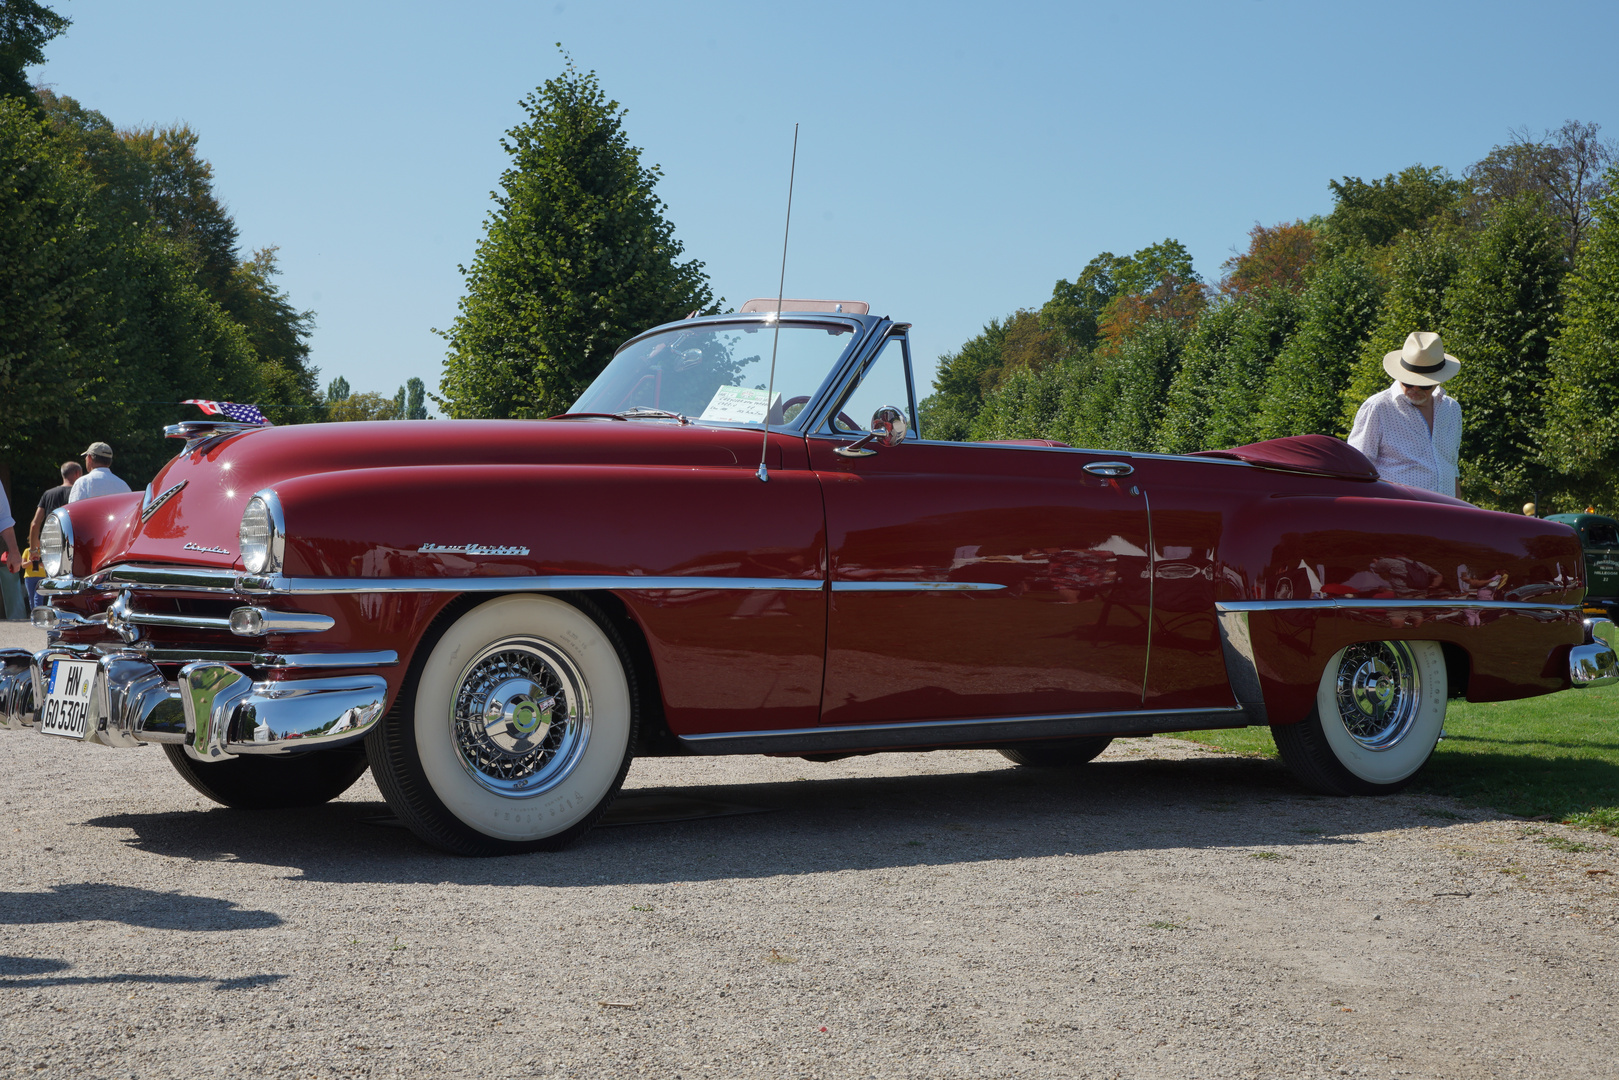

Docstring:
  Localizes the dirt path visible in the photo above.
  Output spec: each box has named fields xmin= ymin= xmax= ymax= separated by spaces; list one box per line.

xmin=1 ymin=624 xmax=1615 ymax=1077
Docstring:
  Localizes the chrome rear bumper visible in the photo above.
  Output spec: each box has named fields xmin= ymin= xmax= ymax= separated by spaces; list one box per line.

xmin=1570 ymin=618 xmax=1619 ymax=687
xmin=0 ymin=647 xmax=387 ymax=759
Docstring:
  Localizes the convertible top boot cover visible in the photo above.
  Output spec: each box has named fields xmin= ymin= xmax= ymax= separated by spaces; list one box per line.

xmin=1190 ymin=434 xmax=1379 ymax=482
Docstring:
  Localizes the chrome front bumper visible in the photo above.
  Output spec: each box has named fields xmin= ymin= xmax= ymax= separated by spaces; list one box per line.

xmin=0 ymin=647 xmax=387 ymax=760
xmin=1570 ymin=618 xmax=1619 ymax=687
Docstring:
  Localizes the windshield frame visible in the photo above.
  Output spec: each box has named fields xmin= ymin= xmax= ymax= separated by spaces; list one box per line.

xmin=575 ymin=313 xmax=883 ymax=431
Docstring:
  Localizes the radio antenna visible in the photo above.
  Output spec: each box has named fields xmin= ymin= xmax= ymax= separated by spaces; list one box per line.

xmin=757 ymin=123 xmax=799 ymax=483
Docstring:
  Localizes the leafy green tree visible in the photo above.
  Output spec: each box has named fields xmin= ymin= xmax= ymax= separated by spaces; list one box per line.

xmin=1325 ymin=165 xmax=1464 ymax=249
xmin=0 ymin=96 xmax=270 ymax=500
xmin=326 ymin=376 xmax=351 ymax=404
xmin=1254 ymin=247 xmax=1384 ymax=440
xmin=925 ymin=316 xmax=1013 ymax=439
xmin=438 ymin=54 xmax=716 ymax=419
xmin=1340 ymin=226 xmax=1472 ymax=428
xmin=328 ymin=391 xmax=405 ymax=422
xmin=0 ymin=0 xmax=68 ymax=104
xmin=405 ymin=377 xmax=428 ymax=419
xmin=1469 ymin=122 xmax=1615 ymax=262
xmin=968 ymin=357 xmax=1070 ymax=442
xmin=1059 ymin=320 xmax=1190 ymax=451
xmin=1542 ymin=166 xmax=1619 ymax=510
xmin=1154 ymin=301 xmax=1249 ymax=454
xmin=1041 ymin=253 xmax=1127 ymax=358
xmin=1198 ymin=288 xmax=1302 ymax=450
xmin=1440 ymin=197 xmax=1567 ymax=508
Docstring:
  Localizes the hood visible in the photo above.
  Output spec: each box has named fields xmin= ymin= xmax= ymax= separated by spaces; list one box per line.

xmin=88 ymin=418 xmax=779 ymax=573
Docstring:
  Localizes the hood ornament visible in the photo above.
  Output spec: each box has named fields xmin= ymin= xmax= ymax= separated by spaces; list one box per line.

xmin=140 ymin=480 xmax=187 ymax=522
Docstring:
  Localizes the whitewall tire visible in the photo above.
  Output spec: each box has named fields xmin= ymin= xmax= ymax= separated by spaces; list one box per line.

xmin=368 ymin=594 xmax=638 ymax=855
xmin=1272 ymin=640 xmax=1447 ymax=796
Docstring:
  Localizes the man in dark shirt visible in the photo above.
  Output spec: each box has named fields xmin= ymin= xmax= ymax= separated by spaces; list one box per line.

xmin=27 ymin=461 xmax=84 ymax=575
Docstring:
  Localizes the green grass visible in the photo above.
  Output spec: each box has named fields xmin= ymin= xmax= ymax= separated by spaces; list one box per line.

xmin=1177 ymin=684 xmax=1619 ymax=833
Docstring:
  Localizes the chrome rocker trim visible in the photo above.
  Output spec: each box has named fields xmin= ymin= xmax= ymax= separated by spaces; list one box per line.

xmin=13 ymin=650 xmax=387 ymax=757
xmin=1215 ymin=598 xmax=1582 ymax=613
xmin=678 ymin=705 xmax=1255 ymax=756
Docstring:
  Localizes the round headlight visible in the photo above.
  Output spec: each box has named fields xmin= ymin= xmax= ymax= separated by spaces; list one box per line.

xmin=239 ymin=494 xmax=281 ymax=574
xmin=39 ymin=510 xmax=71 ymax=577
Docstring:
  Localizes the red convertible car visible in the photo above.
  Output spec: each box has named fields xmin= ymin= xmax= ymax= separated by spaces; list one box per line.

xmin=2 ymin=300 xmax=1615 ymax=855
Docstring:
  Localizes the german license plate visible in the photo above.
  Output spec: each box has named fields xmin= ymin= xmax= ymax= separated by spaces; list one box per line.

xmin=39 ymin=660 xmax=97 ymax=740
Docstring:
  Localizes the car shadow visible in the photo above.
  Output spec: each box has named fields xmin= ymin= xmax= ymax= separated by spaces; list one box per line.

xmin=0 ymin=882 xmax=283 ymax=930
xmin=79 ymin=752 xmax=1512 ymax=888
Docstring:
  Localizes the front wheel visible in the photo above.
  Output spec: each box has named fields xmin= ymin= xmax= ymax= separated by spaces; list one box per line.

xmin=1273 ymin=639 xmax=1447 ymax=796
xmin=163 ymin=743 xmax=370 ymax=809
xmin=367 ymin=594 xmax=638 ymax=856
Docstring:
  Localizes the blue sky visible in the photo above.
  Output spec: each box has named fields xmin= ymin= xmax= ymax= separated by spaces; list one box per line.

xmin=27 ymin=0 xmax=1619 ymax=410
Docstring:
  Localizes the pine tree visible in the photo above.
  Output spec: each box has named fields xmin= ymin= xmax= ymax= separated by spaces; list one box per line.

xmin=438 ymin=54 xmax=716 ymax=419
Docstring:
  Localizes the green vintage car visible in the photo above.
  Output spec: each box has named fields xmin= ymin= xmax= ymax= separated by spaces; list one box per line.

xmin=1548 ymin=513 xmax=1619 ymax=620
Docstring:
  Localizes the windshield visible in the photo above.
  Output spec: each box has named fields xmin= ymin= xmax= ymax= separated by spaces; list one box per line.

xmin=570 ymin=320 xmax=860 ymax=426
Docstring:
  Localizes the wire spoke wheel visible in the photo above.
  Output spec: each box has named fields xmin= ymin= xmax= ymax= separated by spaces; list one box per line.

xmin=1333 ymin=641 xmax=1421 ymax=751
xmin=1273 ymin=639 xmax=1447 ymax=795
xmin=452 ymin=641 xmax=590 ymax=797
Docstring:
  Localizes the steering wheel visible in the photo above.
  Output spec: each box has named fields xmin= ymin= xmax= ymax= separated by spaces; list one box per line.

xmin=781 ymin=395 xmax=859 ymax=432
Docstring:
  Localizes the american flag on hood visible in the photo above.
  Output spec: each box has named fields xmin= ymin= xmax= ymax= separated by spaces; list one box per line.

xmin=183 ymin=400 xmax=273 ymax=425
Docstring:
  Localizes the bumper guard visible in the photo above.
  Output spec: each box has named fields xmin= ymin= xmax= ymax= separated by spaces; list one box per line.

xmin=1570 ymin=618 xmax=1619 ymax=687
xmin=0 ymin=648 xmax=386 ymax=759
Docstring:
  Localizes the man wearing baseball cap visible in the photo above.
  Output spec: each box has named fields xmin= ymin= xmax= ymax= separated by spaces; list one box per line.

xmin=1347 ymin=331 xmax=1463 ymax=499
xmin=67 ymin=441 xmax=132 ymax=503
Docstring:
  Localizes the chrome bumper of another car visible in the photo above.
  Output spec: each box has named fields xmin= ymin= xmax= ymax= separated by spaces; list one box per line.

xmin=0 ymin=646 xmax=388 ymax=759
xmin=1571 ymin=618 xmax=1619 ymax=687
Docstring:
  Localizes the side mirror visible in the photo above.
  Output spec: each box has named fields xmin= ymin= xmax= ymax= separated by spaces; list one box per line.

xmin=833 ymin=405 xmax=910 ymax=459
xmin=870 ymin=406 xmax=908 ymax=448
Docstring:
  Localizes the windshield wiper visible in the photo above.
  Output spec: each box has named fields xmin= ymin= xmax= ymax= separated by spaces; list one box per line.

xmin=550 ymin=412 xmax=628 ymax=421
xmin=616 ymin=407 xmax=691 ymax=425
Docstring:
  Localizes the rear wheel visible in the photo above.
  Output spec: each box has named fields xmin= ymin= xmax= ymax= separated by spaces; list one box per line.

xmin=366 ymin=594 xmax=637 ymax=856
xmin=1273 ymin=639 xmax=1447 ymax=795
xmin=997 ymin=737 xmax=1113 ymax=768
xmin=163 ymin=743 xmax=370 ymax=809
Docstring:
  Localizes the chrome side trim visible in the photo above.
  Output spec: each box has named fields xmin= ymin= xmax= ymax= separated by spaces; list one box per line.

xmin=44 ymin=566 xmax=832 ymax=596
xmin=829 ymin=581 xmax=1005 ymax=592
xmin=254 ymin=650 xmax=398 ymax=669
xmin=678 ymin=706 xmax=1253 ymax=756
xmin=1214 ymin=610 xmax=1267 ymax=724
xmin=1215 ymin=599 xmax=1581 ymax=613
xmin=229 ymin=607 xmax=336 ymax=636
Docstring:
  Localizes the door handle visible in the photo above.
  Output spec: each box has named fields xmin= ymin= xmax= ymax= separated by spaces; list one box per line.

xmin=1083 ymin=461 xmax=1134 ymax=477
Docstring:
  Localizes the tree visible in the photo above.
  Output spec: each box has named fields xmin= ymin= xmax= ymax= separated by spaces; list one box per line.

xmin=0 ymin=0 xmax=68 ymax=103
xmin=405 ymin=377 xmax=428 ymax=419
xmin=1340 ymin=226 xmax=1472 ymax=430
xmin=438 ymin=53 xmax=716 ymax=419
xmin=329 ymin=391 xmax=405 ymax=422
xmin=1198 ymin=287 xmax=1302 ymax=450
xmin=1156 ymin=300 xmax=1247 ymax=454
xmin=1041 ymin=252 xmax=1128 ymax=358
xmin=1095 ymin=239 xmax=1205 ymax=350
xmin=1542 ymin=166 xmax=1619 ymax=511
xmin=1220 ymin=221 xmax=1320 ymax=295
xmin=0 ymin=95 xmax=270 ymax=500
xmin=1469 ymin=122 xmax=1615 ymax=263
xmin=1058 ymin=320 xmax=1189 ymax=452
xmin=1254 ymin=246 xmax=1384 ymax=440
xmin=326 ymin=376 xmax=351 ymax=404
xmin=1441 ymin=197 xmax=1567 ymax=508
xmin=1326 ymin=165 xmax=1464 ymax=248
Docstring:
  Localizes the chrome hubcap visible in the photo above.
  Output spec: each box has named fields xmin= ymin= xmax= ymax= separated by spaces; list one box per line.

xmin=1334 ymin=641 xmax=1420 ymax=750
xmin=451 ymin=640 xmax=590 ymax=797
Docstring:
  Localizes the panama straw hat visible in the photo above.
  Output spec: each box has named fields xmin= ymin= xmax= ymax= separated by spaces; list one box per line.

xmin=1383 ymin=331 xmax=1461 ymax=386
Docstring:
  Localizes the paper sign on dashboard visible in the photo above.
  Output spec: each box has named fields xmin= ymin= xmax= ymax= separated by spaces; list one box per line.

xmin=700 ymin=385 xmax=780 ymax=423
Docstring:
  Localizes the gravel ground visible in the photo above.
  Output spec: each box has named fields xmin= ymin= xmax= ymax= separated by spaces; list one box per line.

xmin=1 ymin=622 xmax=1616 ymax=1079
